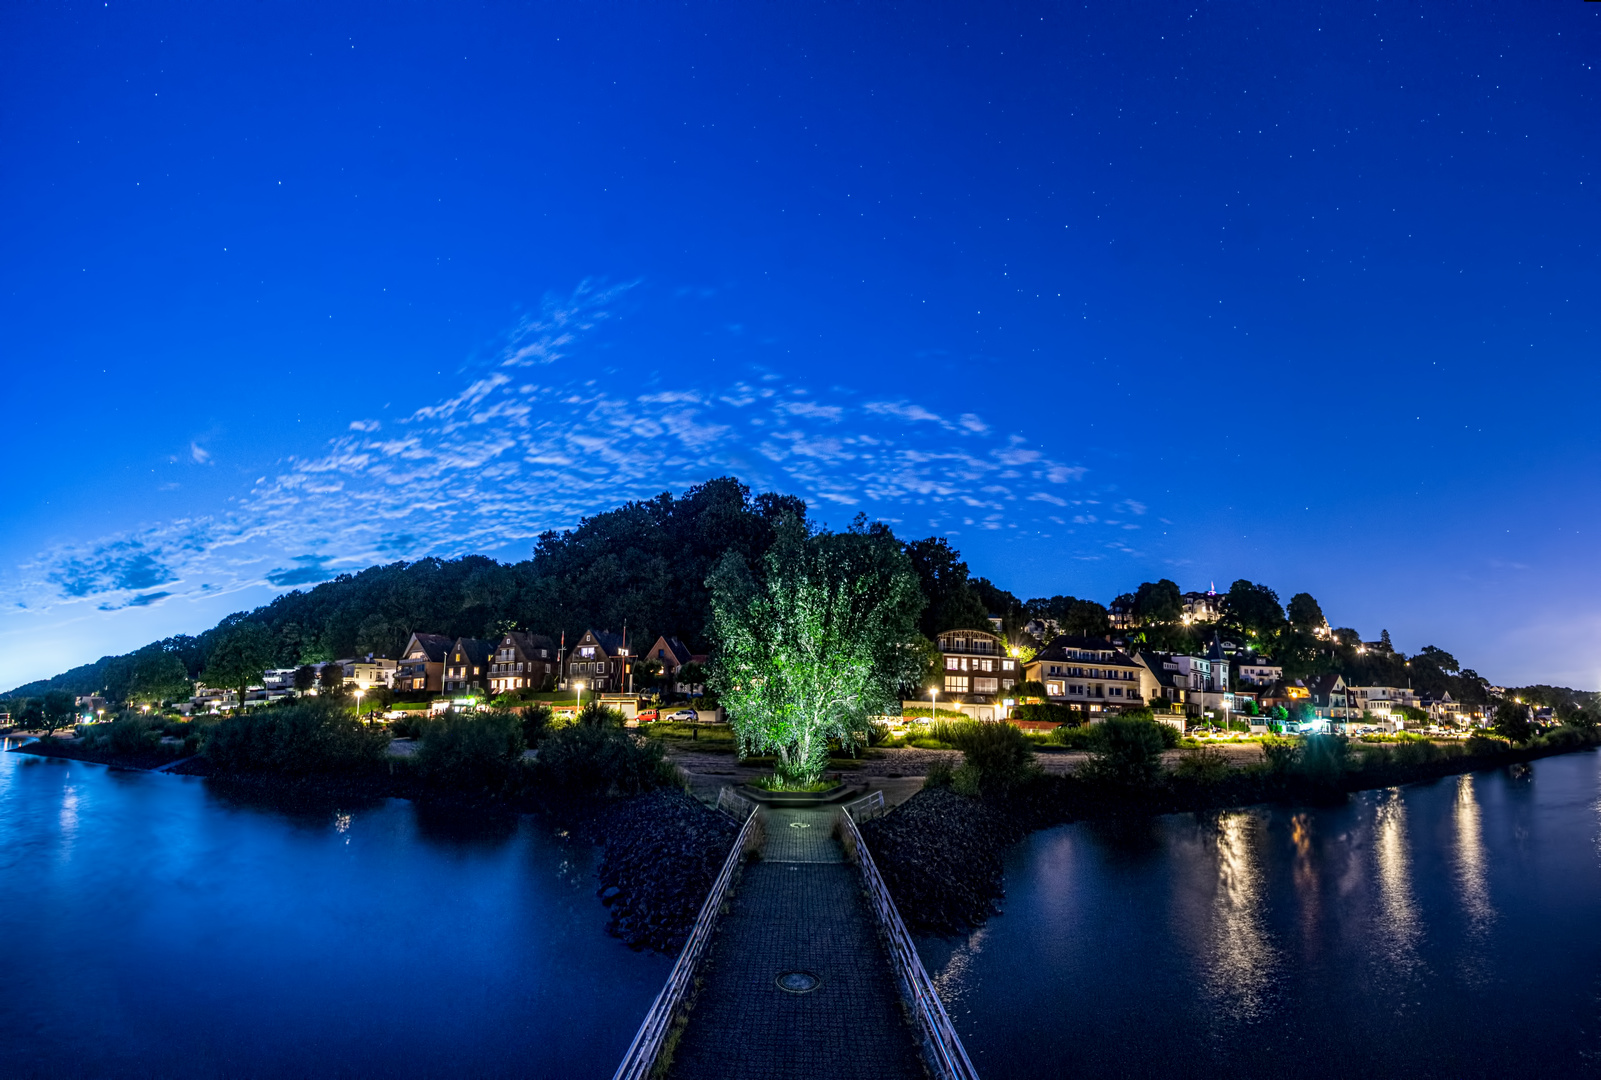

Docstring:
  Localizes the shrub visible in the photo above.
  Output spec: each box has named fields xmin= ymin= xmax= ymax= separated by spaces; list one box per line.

xmin=1050 ymin=723 xmax=1099 ymax=750
xmin=414 ymin=709 xmax=526 ymax=790
xmin=1534 ymin=725 xmax=1598 ymax=752
xmin=1080 ymin=717 xmax=1169 ymax=786
xmin=1390 ymin=738 xmax=1442 ymax=767
xmin=205 ymin=703 xmax=389 ymax=774
xmin=534 ymin=724 xmax=677 ymax=796
xmin=576 ymin=702 xmax=627 ymax=728
xmin=1173 ymin=744 xmax=1231 ymax=783
xmin=950 ymin=763 xmax=983 ymax=796
xmin=923 ymin=759 xmax=954 ymax=789
xmin=1010 ymin=702 xmax=1081 ymax=726
xmin=81 ymin=715 xmax=167 ymax=757
xmin=946 ymin=721 xmax=1038 ymax=795
xmin=1296 ymin=734 xmax=1351 ymax=784
xmin=521 ymin=702 xmax=555 ymax=747
xmin=1466 ymin=733 xmax=1511 ymax=756
xmin=389 ymin=713 xmax=429 ymax=740
xmin=1259 ymin=736 xmax=1301 ymax=773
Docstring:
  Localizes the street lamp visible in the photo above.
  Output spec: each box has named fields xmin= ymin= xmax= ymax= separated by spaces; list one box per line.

xmin=355 ymin=689 xmax=364 ymax=722
xmin=574 ymin=681 xmax=585 ymax=716
xmin=929 ymin=686 xmax=938 ymax=719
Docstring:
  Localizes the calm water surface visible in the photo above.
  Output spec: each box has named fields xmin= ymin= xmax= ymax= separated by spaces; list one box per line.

xmin=0 ymin=739 xmax=667 ymax=1079
xmin=918 ymin=751 xmax=1601 ymax=1079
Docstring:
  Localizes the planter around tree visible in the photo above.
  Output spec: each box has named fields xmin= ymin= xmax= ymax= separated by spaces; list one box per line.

xmin=738 ymin=782 xmax=854 ymax=806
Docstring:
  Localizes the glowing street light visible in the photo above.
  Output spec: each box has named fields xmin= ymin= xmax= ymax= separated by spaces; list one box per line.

xmin=929 ymin=686 xmax=938 ymax=718
xmin=355 ymin=688 xmax=365 ymax=722
xmin=574 ymin=681 xmax=585 ymax=715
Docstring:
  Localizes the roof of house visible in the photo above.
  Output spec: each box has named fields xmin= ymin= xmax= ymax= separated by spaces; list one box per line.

xmin=1036 ymin=636 xmax=1139 ymax=664
xmin=504 ymin=630 xmax=556 ymax=655
xmin=402 ymin=633 xmax=452 ymax=663
xmin=1304 ymin=673 xmax=1348 ymax=697
xmin=451 ymin=637 xmax=495 ymax=667
xmin=648 ymin=636 xmax=695 ymax=667
xmin=580 ymin=629 xmax=626 ymax=657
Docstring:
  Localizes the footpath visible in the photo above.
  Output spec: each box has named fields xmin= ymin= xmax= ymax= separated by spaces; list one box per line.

xmin=666 ymin=806 xmax=925 ymax=1080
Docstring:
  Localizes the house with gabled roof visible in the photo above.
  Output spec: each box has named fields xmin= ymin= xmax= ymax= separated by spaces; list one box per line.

xmin=565 ymin=629 xmax=629 ymax=693
xmin=1026 ymin=635 xmax=1144 ymax=715
xmin=486 ymin=631 xmax=559 ymax=695
xmin=396 ymin=633 xmax=451 ymax=694
xmin=443 ymin=637 xmax=494 ymax=695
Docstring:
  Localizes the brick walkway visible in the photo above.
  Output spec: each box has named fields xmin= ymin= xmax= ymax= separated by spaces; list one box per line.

xmin=667 ymin=808 xmax=925 ymax=1080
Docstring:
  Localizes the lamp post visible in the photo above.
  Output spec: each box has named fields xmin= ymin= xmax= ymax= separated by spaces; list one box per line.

xmin=355 ymin=689 xmax=364 ymax=723
xmin=574 ymin=681 xmax=585 ymax=717
xmin=929 ymin=686 xmax=938 ymax=719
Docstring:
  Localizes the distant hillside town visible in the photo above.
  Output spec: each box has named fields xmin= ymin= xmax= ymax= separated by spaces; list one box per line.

xmin=4 ymin=478 xmax=1586 ymax=733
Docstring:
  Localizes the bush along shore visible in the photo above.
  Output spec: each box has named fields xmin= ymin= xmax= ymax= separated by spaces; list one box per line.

xmin=863 ymin=717 xmax=1601 ymax=936
xmin=9 ymin=701 xmax=736 ymax=952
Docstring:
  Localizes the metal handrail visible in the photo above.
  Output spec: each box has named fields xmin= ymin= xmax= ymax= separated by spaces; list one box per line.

xmin=611 ymin=802 xmax=761 ymax=1080
xmin=839 ymin=809 xmax=981 ymax=1080
xmin=843 ymin=789 xmax=886 ymax=824
xmin=716 ymin=785 xmax=757 ymax=823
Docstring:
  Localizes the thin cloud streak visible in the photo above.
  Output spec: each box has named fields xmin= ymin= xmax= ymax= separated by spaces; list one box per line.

xmin=15 ymin=289 xmax=1145 ymax=612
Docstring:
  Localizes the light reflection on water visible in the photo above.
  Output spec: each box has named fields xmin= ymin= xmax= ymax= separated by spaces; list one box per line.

xmin=1454 ymin=774 xmax=1495 ymax=984
xmin=1373 ymin=788 xmax=1422 ymax=986
xmin=921 ymin=752 xmax=1601 ymax=1080
xmin=1203 ymin=811 xmax=1276 ymax=1024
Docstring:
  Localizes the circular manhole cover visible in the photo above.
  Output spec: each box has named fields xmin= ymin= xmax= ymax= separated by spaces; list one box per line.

xmin=788 ymin=821 xmax=811 ymax=830
xmin=776 ymin=970 xmax=821 ymax=993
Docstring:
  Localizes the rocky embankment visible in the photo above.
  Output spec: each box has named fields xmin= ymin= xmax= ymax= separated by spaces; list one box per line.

xmin=860 ymin=786 xmax=1028 ymax=935
xmin=591 ymin=789 xmax=738 ymax=952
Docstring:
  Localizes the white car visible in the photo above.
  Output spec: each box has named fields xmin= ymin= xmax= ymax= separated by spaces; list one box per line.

xmin=666 ymin=709 xmax=699 ymax=723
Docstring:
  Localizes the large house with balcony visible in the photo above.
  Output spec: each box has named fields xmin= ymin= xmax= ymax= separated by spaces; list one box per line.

xmin=396 ymin=633 xmax=451 ymax=694
xmin=1026 ymin=636 xmax=1145 ymax=714
xmin=487 ymin=631 xmax=559 ymax=695
xmin=443 ymin=637 xmax=494 ymax=695
xmin=931 ymin=627 xmax=1021 ymax=721
xmin=566 ymin=629 xmax=628 ymax=693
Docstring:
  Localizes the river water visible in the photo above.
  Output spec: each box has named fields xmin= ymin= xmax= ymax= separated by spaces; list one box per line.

xmin=0 ymin=738 xmax=668 ymax=1079
xmin=918 ymin=750 xmax=1601 ymax=1079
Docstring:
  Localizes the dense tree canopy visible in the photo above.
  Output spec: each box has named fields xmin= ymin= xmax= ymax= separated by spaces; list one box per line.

xmin=1134 ymin=579 xmax=1183 ymax=624
xmin=1223 ymin=580 xmax=1285 ymax=638
xmin=708 ymin=516 xmax=923 ymax=785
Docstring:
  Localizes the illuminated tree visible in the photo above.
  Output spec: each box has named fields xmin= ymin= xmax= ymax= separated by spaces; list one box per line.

xmin=708 ymin=515 xmax=922 ymax=787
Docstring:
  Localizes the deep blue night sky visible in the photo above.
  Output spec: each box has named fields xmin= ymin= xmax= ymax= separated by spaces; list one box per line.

xmin=3 ymin=1 xmax=1599 ymax=689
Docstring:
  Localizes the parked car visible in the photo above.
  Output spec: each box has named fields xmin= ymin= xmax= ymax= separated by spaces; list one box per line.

xmin=666 ymin=708 xmax=699 ymax=723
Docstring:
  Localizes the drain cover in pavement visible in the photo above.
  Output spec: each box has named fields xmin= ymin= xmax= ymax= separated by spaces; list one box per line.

xmin=789 ymin=821 xmax=812 ymax=829
xmin=776 ymin=971 xmax=821 ymax=993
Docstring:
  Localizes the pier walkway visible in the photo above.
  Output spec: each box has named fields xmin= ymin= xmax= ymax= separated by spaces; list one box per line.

xmin=665 ymin=806 xmax=925 ymax=1080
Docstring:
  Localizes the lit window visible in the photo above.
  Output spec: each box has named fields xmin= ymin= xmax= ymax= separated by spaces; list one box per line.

xmin=975 ymin=677 xmax=999 ymax=693
xmin=944 ymin=675 xmax=969 ymax=693
xmin=946 ymin=657 xmax=960 ymax=671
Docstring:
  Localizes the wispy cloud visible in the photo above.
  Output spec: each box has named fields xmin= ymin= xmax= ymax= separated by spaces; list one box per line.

xmin=15 ymin=285 xmax=1150 ymax=611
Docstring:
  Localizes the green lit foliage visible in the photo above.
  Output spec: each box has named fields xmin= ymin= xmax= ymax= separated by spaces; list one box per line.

xmin=708 ymin=515 xmax=923 ymax=787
